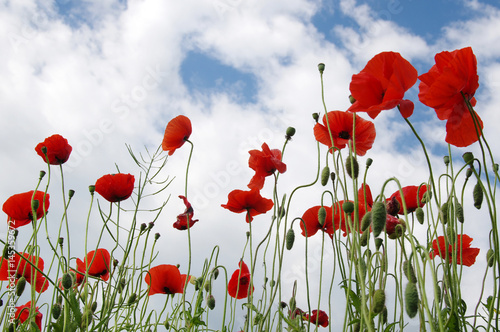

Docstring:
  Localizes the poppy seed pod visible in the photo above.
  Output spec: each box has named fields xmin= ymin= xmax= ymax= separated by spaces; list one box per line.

xmin=371 ymin=201 xmax=386 ymax=237
xmin=312 ymin=112 xmax=319 ymax=122
xmin=68 ymin=189 xmax=75 ymax=198
xmin=285 ymin=127 xmax=296 ymax=139
xmin=473 ymin=181 xmax=483 ymax=209
xmin=373 ymin=289 xmax=385 ymax=314
xmin=366 ymin=158 xmax=373 ymax=167
xmin=462 ymin=152 xmax=474 ymax=165
xmin=346 ymin=155 xmax=359 ymax=179
xmin=317 ymin=63 xmax=325 ymax=73
xmin=443 ymin=155 xmax=450 ymax=166
xmin=405 ymin=282 xmax=419 ymax=318
xmin=318 ymin=206 xmax=327 ymax=226
xmin=155 ymin=233 xmax=161 ymax=241
xmin=286 ymin=228 xmax=295 ymax=250
xmin=39 ymin=170 xmax=46 ymax=180
xmin=321 ymin=166 xmax=330 ymax=186
xmin=349 ymin=95 xmax=356 ymax=104
xmin=88 ymin=185 xmax=95 ymax=193
xmin=31 ymin=199 xmax=39 ymax=211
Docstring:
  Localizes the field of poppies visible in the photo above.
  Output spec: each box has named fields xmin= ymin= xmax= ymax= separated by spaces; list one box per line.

xmin=1 ymin=46 xmax=498 ymax=331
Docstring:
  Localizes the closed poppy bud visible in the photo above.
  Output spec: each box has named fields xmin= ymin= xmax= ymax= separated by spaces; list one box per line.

xmin=371 ymin=201 xmax=386 ymax=237
xmin=446 ymin=227 xmax=456 ymax=245
xmin=455 ymin=201 xmax=464 ymax=223
xmin=285 ymin=127 xmax=296 ymax=139
xmin=405 ymin=282 xmax=419 ymax=318
xmin=487 ymin=249 xmax=495 ymax=268
xmin=403 ymin=260 xmax=417 ymax=283
xmin=462 ymin=152 xmax=474 ymax=165
xmin=213 ymin=268 xmax=219 ymax=280
xmin=16 ymin=276 xmax=26 ymax=296
xmin=140 ymin=223 xmax=147 ymax=232
xmin=346 ymin=155 xmax=359 ymax=179
xmin=118 ymin=278 xmax=126 ymax=293
xmin=361 ymin=211 xmax=372 ymax=231
xmin=127 ymin=293 xmax=137 ymax=305
xmin=91 ymin=302 xmax=98 ymax=312
xmin=375 ymin=238 xmax=383 ymax=251
xmin=286 ymin=228 xmax=295 ymax=250
xmin=207 ymin=295 xmax=216 ymax=310
xmin=61 ymin=272 xmax=73 ymax=290
xmin=321 ymin=166 xmax=330 ymax=186
xmin=342 ymin=201 xmax=354 ymax=214
xmin=440 ymin=202 xmax=449 ymax=224
xmin=318 ymin=206 xmax=326 ymax=226
xmin=155 ymin=233 xmax=161 ymax=241
xmin=318 ymin=63 xmax=325 ymax=73
xmin=360 ymin=230 xmax=369 ymax=247
xmin=52 ymin=303 xmax=62 ymax=319
xmin=415 ymin=207 xmax=424 ymax=224
xmin=382 ymin=306 xmax=388 ymax=324
xmin=330 ymin=172 xmax=336 ymax=182
xmin=373 ymin=289 xmax=385 ymax=314
xmin=312 ymin=113 xmax=319 ymax=122
xmin=473 ymin=181 xmax=483 ymax=209
xmin=465 ymin=168 xmax=473 ymax=179
xmin=443 ymin=156 xmax=450 ymax=166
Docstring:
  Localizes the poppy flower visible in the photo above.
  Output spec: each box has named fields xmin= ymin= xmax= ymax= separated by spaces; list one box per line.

xmin=95 ymin=173 xmax=135 ymax=203
xmin=173 ymin=195 xmax=199 ymax=230
xmin=35 ymin=134 xmax=72 ymax=165
xmin=162 ymin=115 xmax=192 ymax=155
xmin=358 ymin=184 xmax=373 ymax=208
xmin=303 ymin=309 xmax=329 ymax=327
xmin=221 ymin=189 xmax=274 ymax=222
xmin=247 ymin=143 xmax=287 ymax=190
xmin=314 ymin=111 xmax=376 ymax=156
xmin=299 ymin=205 xmax=336 ymax=238
xmin=2 ymin=191 xmax=50 ymax=228
xmin=227 ymin=261 xmax=254 ymax=299
xmin=389 ymin=185 xmax=427 ymax=215
xmin=347 ymin=52 xmax=418 ymax=119
xmin=429 ymin=234 xmax=480 ymax=267
xmin=145 ymin=264 xmax=185 ymax=296
xmin=418 ymin=47 xmax=482 ymax=147
xmin=76 ymin=249 xmax=111 ymax=281
xmin=0 ymin=253 xmax=49 ymax=293
xmin=15 ymin=302 xmax=43 ymax=331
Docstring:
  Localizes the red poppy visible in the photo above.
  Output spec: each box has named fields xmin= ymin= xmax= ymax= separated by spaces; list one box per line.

xmin=385 ymin=215 xmax=405 ymax=239
xmin=314 ymin=111 xmax=376 ymax=156
xmin=358 ymin=184 xmax=373 ymax=208
xmin=76 ymin=249 xmax=111 ymax=281
xmin=162 ymin=115 xmax=192 ymax=155
xmin=95 ymin=173 xmax=135 ymax=203
xmin=303 ymin=309 xmax=329 ymax=327
xmin=389 ymin=185 xmax=427 ymax=215
xmin=0 ymin=253 xmax=49 ymax=293
xmin=248 ymin=143 xmax=287 ymax=190
xmin=299 ymin=205 xmax=336 ymax=238
xmin=429 ymin=234 xmax=480 ymax=267
xmin=145 ymin=264 xmax=185 ymax=296
xmin=221 ymin=189 xmax=274 ymax=222
xmin=2 ymin=191 xmax=50 ymax=228
xmin=173 ymin=195 xmax=199 ymax=230
xmin=347 ymin=52 xmax=418 ymax=119
xmin=35 ymin=134 xmax=72 ymax=165
xmin=418 ymin=47 xmax=482 ymax=147
xmin=227 ymin=261 xmax=254 ymax=299
xmin=15 ymin=302 xmax=43 ymax=330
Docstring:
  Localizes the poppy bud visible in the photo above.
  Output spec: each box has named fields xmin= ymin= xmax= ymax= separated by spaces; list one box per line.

xmin=16 ymin=276 xmax=26 ymax=296
xmin=68 ymin=189 xmax=75 ymax=198
xmin=269 ymin=279 xmax=276 ymax=287
xmin=52 ymin=303 xmax=62 ymax=320
xmin=487 ymin=249 xmax=495 ymax=268
xmin=207 ymin=295 xmax=216 ymax=310
xmin=436 ymin=285 xmax=442 ymax=304
xmin=127 ymin=293 xmax=137 ymax=305
xmin=118 ymin=278 xmax=126 ymax=293
xmin=372 ymin=289 xmax=385 ymax=314
xmin=91 ymin=302 xmax=98 ymax=312
xmin=353 ymin=322 xmax=360 ymax=332
xmin=312 ymin=112 xmax=319 ymax=122
xmin=321 ymin=166 xmax=330 ymax=186
xmin=382 ymin=306 xmax=388 ymax=324
xmin=366 ymin=158 xmax=373 ymax=167
xmin=473 ymin=181 xmax=483 ymax=209
xmin=494 ymin=164 xmax=499 ymax=173
xmin=440 ymin=202 xmax=449 ymax=224
xmin=443 ymin=156 xmax=450 ymax=166
xmin=204 ymin=282 xmax=211 ymax=293
xmin=405 ymin=282 xmax=419 ymax=318
xmin=39 ymin=170 xmax=46 ymax=179
xmin=148 ymin=221 xmax=155 ymax=229
xmin=164 ymin=321 xmax=170 ymax=329
xmin=360 ymin=230 xmax=369 ymax=247
xmin=113 ymin=259 xmax=119 ymax=268
xmin=371 ymin=201 xmax=386 ymax=237
xmin=286 ymin=228 xmax=295 ymax=250
xmin=342 ymin=201 xmax=354 ymax=214
xmin=140 ymin=223 xmax=147 ymax=232
xmin=358 ymin=258 xmax=367 ymax=280
xmin=455 ymin=201 xmax=464 ymax=223
xmin=415 ymin=207 xmax=424 ymax=225
xmin=361 ymin=211 xmax=372 ymax=231
xmin=403 ymin=260 xmax=417 ymax=283
xmin=155 ymin=233 xmax=161 ymax=241
xmin=213 ymin=268 xmax=219 ymax=280
xmin=462 ymin=152 xmax=474 ymax=165
xmin=465 ymin=168 xmax=473 ymax=179
xmin=318 ymin=206 xmax=327 ymax=226
xmin=349 ymin=95 xmax=356 ymax=104
xmin=285 ymin=127 xmax=296 ymax=140
xmin=278 ymin=206 xmax=286 ymax=219
xmin=61 ymin=272 xmax=73 ymax=290
xmin=88 ymin=185 xmax=95 ymax=193
xmin=375 ymin=238 xmax=383 ymax=251
xmin=346 ymin=155 xmax=359 ymax=179
xmin=330 ymin=172 xmax=336 ymax=182
xmin=317 ymin=63 xmax=325 ymax=74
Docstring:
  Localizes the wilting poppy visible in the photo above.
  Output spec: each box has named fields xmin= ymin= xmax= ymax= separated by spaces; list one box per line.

xmin=429 ymin=234 xmax=480 ymax=267
xmin=162 ymin=115 xmax=192 ymax=155
xmin=2 ymin=191 xmax=50 ymax=228
xmin=227 ymin=261 xmax=254 ymax=299
xmin=173 ymin=195 xmax=199 ymax=230
xmin=76 ymin=249 xmax=111 ymax=281
xmin=347 ymin=52 xmax=418 ymax=119
xmin=145 ymin=264 xmax=185 ymax=296
xmin=385 ymin=215 xmax=405 ymax=239
xmin=0 ymin=253 xmax=49 ymax=293
xmin=248 ymin=143 xmax=287 ymax=190
xmin=299 ymin=205 xmax=336 ymax=238
xmin=221 ymin=189 xmax=274 ymax=222
xmin=303 ymin=309 xmax=329 ymax=327
xmin=35 ymin=134 xmax=72 ymax=165
xmin=95 ymin=173 xmax=135 ymax=203
xmin=418 ymin=47 xmax=482 ymax=147
xmin=15 ymin=302 xmax=43 ymax=331
xmin=314 ymin=111 xmax=376 ymax=156
xmin=389 ymin=185 xmax=428 ymax=215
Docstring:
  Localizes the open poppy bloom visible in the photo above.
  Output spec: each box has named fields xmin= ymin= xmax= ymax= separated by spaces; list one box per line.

xmin=0 ymin=253 xmax=49 ymax=293
xmin=173 ymin=195 xmax=199 ymax=230
xmin=389 ymin=185 xmax=428 ymax=215
xmin=145 ymin=264 xmax=186 ymax=296
xmin=76 ymin=248 xmax=111 ymax=281
xmin=418 ymin=47 xmax=482 ymax=147
xmin=299 ymin=205 xmax=336 ymax=238
xmin=35 ymin=134 xmax=72 ymax=165
xmin=429 ymin=234 xmax=480 ymax=266
xmin=15 ymin=302 xmax=43 ymax=331
xmin=248 ymin=143 xmax=287 ymax=190
xmin=162 ymin=115 xmax=192 ymax=155
xmin=95 ymin=173 xmax=135 ymax=203
xmin=314 ymin=111 xmax=376 ymax=156
xmin=227 ymin=261 xmax=254 ymax=299
xmin=2 ymin=191 xmax=50 ymax=228
xmin=303 ymin=309 xmax=329 ymax=327
xmin=221 ymin=189 xmax=274 ymax=222
xmin=347 ymin=52 xmax=418 ymax=119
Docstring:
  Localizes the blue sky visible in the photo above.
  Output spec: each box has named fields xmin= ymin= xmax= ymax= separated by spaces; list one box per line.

xmin=1 ymin=0 xmax=500 ymax=330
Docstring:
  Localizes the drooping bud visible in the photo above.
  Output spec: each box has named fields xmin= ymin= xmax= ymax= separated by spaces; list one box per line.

xmin=487 ymin=249 xmax=495 ymax=268
xmin=415 ymin=207 xmax=424 ymax=225
xmin=127 ymin=293 xmax=137 ymax=305
xmin=360 ymin=230 xmax=369 ymax=247
xmin=361 ymin=211 xmax=372 ymax=231
xmin=375 ymin=238 xmax=383 ymax=251
xmin=405 ymin=282 xmax=419 ymax=318
xmin=285 ymin=127 xmax=296 ymax=140
xmin=373 ymin=289 xmax=385 ymax=314
xmin=473 ymin=181 xmax=483 ymax=209
xmin=213 ymin=268 xmax=219 ymax=280
xmin=318 ymin=206 xmax=327 ymax=226
xmin=321 ymin=166 xmax=330 ymax=186
xmin=371 ymin=201 xmax=386 ymax=237
xmin=346 ymin=155 xmax=359 ymax=179
xmin=462 ymin=152 xmax=474 ymax=165
xmin=342 ymin=201 xmax=354 ymax=214
xmin=51 ymin=303 xmax=62 ymax=320
xmin=207 ymin=295 xmax=216 ymax=310
xmin=455 ymin=200 xmax=464 ymax=223
xmin=286 ymin=228 xmax=295 ymax=250
xmin=16 ymin=276 xmax=26 ymax=296
xmin=61 ymin=272 xmax=73 ymax=290
xmin=465 ymin=168 xmax=473 ymax=179
xmin=403 ymin=260 xmax=417 ymax=283
xmin=317 ymin=63 xmax=325 ymax=74
xmin=386 ymin=196 xmax=400 ymax=216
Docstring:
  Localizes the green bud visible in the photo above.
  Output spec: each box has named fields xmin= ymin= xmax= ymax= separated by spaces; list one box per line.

xmin=494 ymin=164 xmax=499 ymax=173
xmin=207 ymin=295 xmax=216 ymax=310
xmin=366 ymin=158 xmax=373 ymax=167
xmin=405 ymin=282 xmax=419 ymax=318
xmin=285 ymin=127 xmax=296 ymax=139
xmin=88 ymin=185 xmax=95 ymax=193
xmin=462 ymin=152 xmax=474 ymax=165
xmin=373 ymin=289 xmax=385 ymax=314
xmin=440 ymin=202 xmax=449 ymax=224
xmin=155 ymin=233 xmax=161 ymax=241
xmin=403 ymin=260 xmax=417 ymax=284
xmin=455 ymin=200 xmax=464 ymax=223
xmin=342 ymin=201 xmax=354 ymax=214
xmin=443 ymin=155 xmax=450 ymax=166
xmin=415 ymin=207 xmax=424 ymax=225
xmin=127 ymin=293 xmax=137 ymax=305
xmin=286 ymin=228 xmax=295 ymax=250
xmin=465 ymin=168 xmax=473 ymax=179
xmin=360 ymin=230 xmax=369 ymax=247
xmin=371 ymin=201 xmax=386 ymax=237
xmin=361 ymin=211 xmax=372 ymax=231
xmin=213 ymin=268 xmax=219 ymax=280
xmin=61 ymin=272 xmax=73 ymax=290
xmin=68 ymin=189 xmax=75 ymax=198
xmin=487 ymin=249 xmax=495 ymax=268
xmin=375 ymin=238 xmax=383 ymax=251
xmin=321 ymin=166 xmax=330 ymax=186
xmin=39 ymin=170 xmax=46 ymax=180
xmin=91 ymin=302 xmax=98 ymax=312
xmin=51 ymin=303 xmax=62 ymax=320
xmin=317 ymin=63 xmax=325 ymax=73
xmin=446 ymin=226 xmax=456 ymax=245
xmin=473 ymin=181 xmax=483 ymax=209
xmin=318 ymin=206 xmax=327 ymax=226
xmin=16 ymin=276 xmax=26 ymax=296
xmin=346 ymin=155 xmax=359 ymax=179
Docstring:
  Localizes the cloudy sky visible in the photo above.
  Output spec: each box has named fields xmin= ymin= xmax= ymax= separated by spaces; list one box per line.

xmin=1 ymin=0 xmax=500 ymax=330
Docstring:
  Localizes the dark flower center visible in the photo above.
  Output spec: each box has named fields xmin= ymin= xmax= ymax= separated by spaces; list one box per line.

xmin=338 ymin=131 xmax=350 ymax=139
